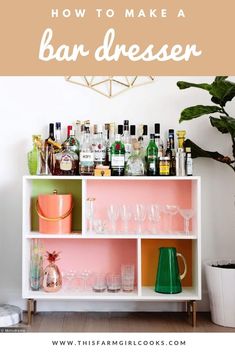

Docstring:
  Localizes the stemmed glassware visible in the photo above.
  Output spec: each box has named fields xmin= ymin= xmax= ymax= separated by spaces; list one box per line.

xmin=86 ymin=197 xmax=96 ymax=233
xmin=79 ymin=269 xmax=92 ymax=291
xmin=179 ymin=209 xmax=194 ymax=235
xmin=107 ymin=204 xmax=119 ymax=234
xmin=147 ymin=204 xmax=161 ymax=234
xmin=120 ymin=205 xmax=132 ymax=234
xmin=164 ymin=205 xmax=179 ymax=233
xmin=62 ymin=270 xmax=77 ymax=290
xmin=133 ymin=204 xmax=146 ymax=234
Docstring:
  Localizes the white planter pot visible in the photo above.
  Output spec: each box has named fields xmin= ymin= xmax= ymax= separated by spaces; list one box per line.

xmin=205 ymin=260 xmax=235 ymax=327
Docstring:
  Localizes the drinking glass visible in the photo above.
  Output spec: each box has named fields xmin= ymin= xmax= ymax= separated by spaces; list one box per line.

xmin=63 ymin=270 xmax=77 ymax=289
xmin=107 ymin=204 xmax=119 ymax=234
xmin=79 ymin=269 xmax=92 ymax=291
xmin=121 ymin=264 xmax=135 ymax=292
xmin=86 ymin=197 xmax=96 ymax=233
xmin=106 ymin=274 xmax=121 ymax=292
xmin=164 ymin=205 xmax=179 ymax=233
xmin=133 ymin=204 xmax=146 ymax=234
xmin=147 ymin=204 xmax=161 ymax=234
xmin=92 ymin=273 xmax=107 ymax=292
xmin=179 ymin=209 xmax=194 ymax=235
xmin=120 ymin=205 xmax=132 ymax=234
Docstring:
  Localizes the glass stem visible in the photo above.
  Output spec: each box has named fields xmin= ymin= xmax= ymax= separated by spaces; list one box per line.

xmin=169 ymin=215 xmax=173 ymax=233
xmin=185 ymin=218 xmax=189 ymax=235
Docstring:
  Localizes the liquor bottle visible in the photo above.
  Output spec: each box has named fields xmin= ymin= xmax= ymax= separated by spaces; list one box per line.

xmin=65 ymin=128 xmax=80 ymax=156
xmin=176 ymin=130 xmax=186 ymax=149
xmin=54 ymin=142 xmax=79 ymax=175
xmin=142 ymin=125 xmax=148 ymax=148
xmin=118 ymin=124 xmax=123 ymax=136
xmin=75 ymin=120 xmax=81 ymax=142
xmin=67 ymin=125 xmax=73 ymax=139
xmin=27 ymin=135 xmax=41 ymax=175
xmin=130 ymin=125 xmax=137 ymax=146
xmin=146 ymin=134 xmax=158 ymax=176
xmin=55 ymin=122 xmax=62 ymax=144
xmin=125 ymin=141 xmax=145 ymax=176
xmin=110 ymin=134 xmax=125 ymax=176
xmin=154 ymin=123 xmax=164 ymax=157
xmin=93 ymin=124 xmax=106 ymax=166
xmin=107 ymin=122 xmax=115 ymax=165
xmin=45 ymin=123 xmax=55 ymax=147
xmin=185 ymin=147 xmax=193 ymax=176
xmin=169 ymin=129 xmax=175 ymax=149
xmin=79 ymin=127 xmax=94 ymax=176
xmin=123 ymin=120 xmax=132 ymax=162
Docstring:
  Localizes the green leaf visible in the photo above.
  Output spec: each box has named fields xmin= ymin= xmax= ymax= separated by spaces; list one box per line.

xmin=210 ymin=116 xmax=230 ymax=134
xmin=209 ymin=78 xmax=235 ymax=106
xmin=184 ymin=139 xmax=232 ymax=165
xmin=177 ymin=81 xmax=211 ymax=91
xmin=220 ymin=116 xmax=235 ymax=137
xmin=180 ymin=105 xmax=222 ymax=122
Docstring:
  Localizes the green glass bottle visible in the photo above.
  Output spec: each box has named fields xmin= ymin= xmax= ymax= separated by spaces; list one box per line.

xmin=111 ymin=134 xmax=125 ymax=176
xmin=146 ymin=134 xmax=158 ymax=176
xmin=27 ymin=135 xmax=41 ymax=175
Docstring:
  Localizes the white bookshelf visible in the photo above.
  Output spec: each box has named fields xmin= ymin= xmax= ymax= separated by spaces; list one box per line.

xmin=22 ymin=175 xmax=201 ymax=324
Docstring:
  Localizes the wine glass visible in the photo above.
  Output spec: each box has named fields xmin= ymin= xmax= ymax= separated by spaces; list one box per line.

xmin=79 ymin=269 xmax=92 ymax=291
xmin=107 ymin=204 xmax=119 ymax=234
xmin=86 ymin=197 xmax=96 ymax=233
xmin=63 ymin=270 xmax=77 ymax=290
xmin=164 ymin=205 xmax=179 ymax=233
xmin=133 ymin=204 xmax=146 ymax=234
xmin=120 ymin=205 xmax=132 ymax=234
xmin=147 ymin=204 xmax=161 ymax=234
xmin=179 ymin=209 xmax=194 ymax=235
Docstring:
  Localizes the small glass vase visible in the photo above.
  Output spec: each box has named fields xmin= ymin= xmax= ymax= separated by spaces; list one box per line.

xmin=27 ymin=135 xmax=41 ymax=175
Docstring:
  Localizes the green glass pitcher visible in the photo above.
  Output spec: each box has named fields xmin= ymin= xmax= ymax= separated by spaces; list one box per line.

xmin=155 ymin=247 xmax=187 ymax=294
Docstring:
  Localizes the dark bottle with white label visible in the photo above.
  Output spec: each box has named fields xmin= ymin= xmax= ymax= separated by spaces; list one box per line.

xmin=111 ymin=134 xmax=125 ymax=176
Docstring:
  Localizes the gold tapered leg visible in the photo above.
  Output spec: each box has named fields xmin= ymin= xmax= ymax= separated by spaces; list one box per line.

xmin=186 ymin=300 xmax=197 ymax=327
xmin=27 ymin=299 xmax=36 ymax=325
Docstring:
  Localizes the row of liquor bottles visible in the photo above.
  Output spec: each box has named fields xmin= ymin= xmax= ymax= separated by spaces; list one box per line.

xmin=28 ymin=120 xmax=193 ymax=176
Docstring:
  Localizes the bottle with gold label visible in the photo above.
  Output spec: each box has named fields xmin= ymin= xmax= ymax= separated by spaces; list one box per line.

xmin=54 ymin=142 xmax=78 ymax=175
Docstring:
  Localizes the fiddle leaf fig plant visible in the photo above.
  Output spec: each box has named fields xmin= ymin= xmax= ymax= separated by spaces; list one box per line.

xmin=177 ymin=76 xmax=235 ymax=171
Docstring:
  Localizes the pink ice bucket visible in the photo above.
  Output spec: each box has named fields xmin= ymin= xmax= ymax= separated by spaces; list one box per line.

xmin=36 ymin=190 xmax=73 ymax=234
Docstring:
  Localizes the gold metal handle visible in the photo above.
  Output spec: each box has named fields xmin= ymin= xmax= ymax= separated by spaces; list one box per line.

xmin=36 ymin=200 xmax=73 ymax=222
xmin=177 ymin=253 xmax=187 ymax=280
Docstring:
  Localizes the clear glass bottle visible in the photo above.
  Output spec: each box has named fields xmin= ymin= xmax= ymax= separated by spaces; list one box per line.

xmin=185 ymin=147 xmax=193 ymax=176
xmin=54 ymin=142 xmax=78 ymax=175
xmin=125 ymin=141 xmax=145 ymax=176
xmin=111 ymin=134 xmax=125 ymax=176
xmin=79 ymin=127 xmax=94 ymax=176
xmin=55 ymin=122 xmax=62 ymax=144
xmin=146 ymin=134 xmax=158 ymax=176
xmin=27 ymin=135 xmax=41 ymax=175
xmin=123 ymin=120 xmax=132 ymax=162
xmin=93 ymin=124 xmax=106 ymax=166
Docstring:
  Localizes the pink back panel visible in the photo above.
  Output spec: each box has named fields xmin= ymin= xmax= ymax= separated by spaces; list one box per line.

xmin=42 ymin=239 xmax=137 ymax=277
xmin=87 ymin=180 xmax=192 ymax=233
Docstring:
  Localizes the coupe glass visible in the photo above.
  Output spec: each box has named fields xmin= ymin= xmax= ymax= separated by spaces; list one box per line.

xmin=120 ymin=205 xmax=132 ymax=234
xmin=79 ymin=269 xmax=92 ymax=291
xmin=133 ymin=204 xmax=146 ymax=234
xmin=63 ymin=270 xmax=77 ymax=289
xmin=147 ymin=204 xmax=161 ymax=234
xmin=164 ymin=205 xmax=179 ymax=233
xmin=107 ymin=204 xmax=119 ymax=234
xmin=86 ymin=197 xmax=96 ymax=233
xmin=179 ymin=209 xmax=194 ymax=235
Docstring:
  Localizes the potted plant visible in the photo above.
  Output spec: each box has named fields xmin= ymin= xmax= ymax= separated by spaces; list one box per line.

xmin=177 ymin=76 xmax=235 ymax=327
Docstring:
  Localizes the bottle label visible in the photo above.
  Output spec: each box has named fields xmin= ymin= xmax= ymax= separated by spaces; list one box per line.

xmin=186 ymin=159 xmax=193 ymax=175
xmin=80 ymin=152 xmax=94 ymax=166
xmin=160 ymin=165 xmax=170 ymax=176
xmin=94 ymin=145 xmax=106 ymax=163
xmin=124 ymin=143 xmax=132 ymax=161
xmin=60 ymin=155 xmax=72 ymax=171
xmin=111 ymin=155 xmax=125 ymax=167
